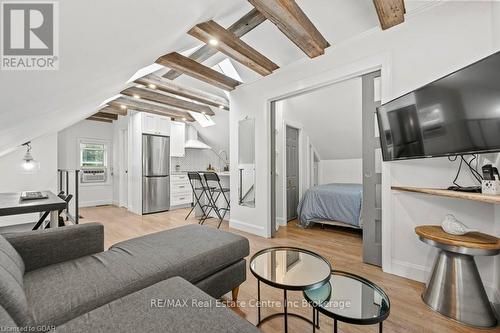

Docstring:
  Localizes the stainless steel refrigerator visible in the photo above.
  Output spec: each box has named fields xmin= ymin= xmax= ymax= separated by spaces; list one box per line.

xmin=142 ymin=134 xmax=170 ymax=214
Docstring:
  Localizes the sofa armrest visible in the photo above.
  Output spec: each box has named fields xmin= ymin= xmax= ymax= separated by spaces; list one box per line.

xmin=2 ymin=223 xmax=104 ymax=272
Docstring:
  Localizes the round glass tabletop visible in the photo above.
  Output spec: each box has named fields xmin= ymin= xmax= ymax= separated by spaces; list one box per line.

xmin=249 ymin=247 xmax=332 ymax=291
xmin=303 ymin=271 xmax=390 ymax=325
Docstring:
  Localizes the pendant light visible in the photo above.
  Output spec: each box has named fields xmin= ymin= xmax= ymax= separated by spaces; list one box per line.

xmin=21 ymin=142 xmax=40 ymax=174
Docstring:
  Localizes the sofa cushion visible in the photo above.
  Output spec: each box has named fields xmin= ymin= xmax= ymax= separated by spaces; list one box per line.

xmin=0 ymin=235 xmax=24 ymax=283
xmin=0 ymin=304 xmax=18 ymax=331
xmin=54 ymin=277 xmax=259 ymax=333
xmin=0 ymin=235 xmax=31 ymax=326
xmin=109 ymin=224 xmax=249 ymax=283
xmin=24 ymin=225 xmax=249 ymax=327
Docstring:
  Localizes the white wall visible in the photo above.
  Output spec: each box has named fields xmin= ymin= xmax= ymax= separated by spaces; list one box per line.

xmin=283 ymin=77 xmax=363 ymax=160
xmin=230 ymin=1 xmax=500 ymax=302
xmin=0 ymin=133 xmax=58 ymax=227
xmin=319 ymin=159 xmax=362 ymax=184
xmin=58 ymin=120 xmax=114 ymax=207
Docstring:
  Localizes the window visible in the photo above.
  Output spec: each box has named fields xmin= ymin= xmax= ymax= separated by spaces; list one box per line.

xmin=80 ymin=142 xmax=107 ymax=168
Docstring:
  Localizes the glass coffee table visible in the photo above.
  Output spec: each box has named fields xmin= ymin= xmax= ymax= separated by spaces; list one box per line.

xmin=304 ymin=270 xmax=390 ymax=333
xmin=249 ymin=247 xmax=331 ymax=333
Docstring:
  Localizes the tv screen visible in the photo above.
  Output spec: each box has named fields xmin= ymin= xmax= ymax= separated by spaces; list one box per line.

xmin=377 ymin=51 xmax=500 ymax=161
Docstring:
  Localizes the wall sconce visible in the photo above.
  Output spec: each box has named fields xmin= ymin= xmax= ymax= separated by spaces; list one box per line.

xmin=21 ymin=142 xmax=40 ymax=174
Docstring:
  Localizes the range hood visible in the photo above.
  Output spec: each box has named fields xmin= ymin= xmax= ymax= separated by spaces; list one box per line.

xmin=185 ymin=126 xmax=211 ymax=150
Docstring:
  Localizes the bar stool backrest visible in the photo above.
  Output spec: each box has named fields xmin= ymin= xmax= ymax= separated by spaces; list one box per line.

xmin=187 ymin=172 xmax=203 ymax=181
xmin=203 ymin=172 xmax=220 ymax=183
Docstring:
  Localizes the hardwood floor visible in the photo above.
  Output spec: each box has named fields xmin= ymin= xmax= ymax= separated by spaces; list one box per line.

xmin=79 ymin=205 xmax=499 ymax=333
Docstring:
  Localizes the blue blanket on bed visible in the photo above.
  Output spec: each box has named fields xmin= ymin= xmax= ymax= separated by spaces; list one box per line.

xmin=297 ymin=183 xmax=363 ymax=228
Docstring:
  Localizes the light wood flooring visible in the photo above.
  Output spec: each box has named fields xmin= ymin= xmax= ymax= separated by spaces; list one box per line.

xmin=79 ymin=205 xmax=499 ymax=333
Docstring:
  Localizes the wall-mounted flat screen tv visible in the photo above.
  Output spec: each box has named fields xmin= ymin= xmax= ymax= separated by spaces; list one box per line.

xmin=377 ymin=51 xmax=500 ymax=161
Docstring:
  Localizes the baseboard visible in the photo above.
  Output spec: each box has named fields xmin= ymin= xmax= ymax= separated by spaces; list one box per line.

xmin=80 ymin=200 xmax=113 ymax=208
xmin=391 ymin=259 xmax=499 ymax=303
xmin=229 ymin=219 xmax=267 ymax=237
xmin=391 ymin=259 xmax=430 ymax=283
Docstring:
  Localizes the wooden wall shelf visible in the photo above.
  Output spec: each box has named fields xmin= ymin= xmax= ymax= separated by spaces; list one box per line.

xmin=392 ymin=186 xmax=500 ymax=205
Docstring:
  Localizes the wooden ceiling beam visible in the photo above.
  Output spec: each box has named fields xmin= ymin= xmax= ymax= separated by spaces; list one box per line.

xmin=373 ymin=0 xmax=406 ymax=30
xmin=110 ymin=96 xmax=195 ymax=122
xmin=247 ymin=0 xmax=330 ymax=58
xmin=121 ymin=86 xmax=215 ymax=116
xmin=164 ymin=9 xmax=266 ymax=80
xmin=87 ymin=116 xmax=113 ymax=123
xmin=188 ymin=20 xmax=278 ymax=76
xmin=99 ymin=105 xmax=127 ymax=116
xmin=136 ymin=74 xmax=229 ymax=110
xmin=94 ymin=112 xmax=118 ymax=120
xmin=156 ymin=52 xmax=241 ymax=91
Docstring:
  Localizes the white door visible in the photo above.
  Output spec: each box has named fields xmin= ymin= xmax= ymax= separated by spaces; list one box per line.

xmin=120 ymin=128 xmax=129 ymax=208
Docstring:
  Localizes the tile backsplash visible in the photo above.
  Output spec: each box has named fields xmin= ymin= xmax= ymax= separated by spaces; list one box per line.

xmin=171 ymin=149 xmax=227 ymax=172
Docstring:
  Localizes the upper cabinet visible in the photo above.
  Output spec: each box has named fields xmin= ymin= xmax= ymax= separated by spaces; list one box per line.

xmin=142 ymin=113 xmax=171 ymax=136
xmin=170 ymin=121 xmax=185 ymax=157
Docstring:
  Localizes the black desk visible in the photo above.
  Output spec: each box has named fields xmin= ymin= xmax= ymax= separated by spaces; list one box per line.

xmin=0 ymin=191 xmax=67 ymax=228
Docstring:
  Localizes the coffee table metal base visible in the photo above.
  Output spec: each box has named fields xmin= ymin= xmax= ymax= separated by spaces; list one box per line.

xmin=256 ymin=280 xmax=320 ymax=333
xmin=331 ymin=317 xmax=383 ymax=333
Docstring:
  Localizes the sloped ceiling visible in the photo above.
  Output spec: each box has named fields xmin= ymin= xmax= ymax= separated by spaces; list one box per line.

xmin=282 ymin=77 xmax=363 ymax=160
xmin=0 ymin=0 xmax=435 ymax=157
xmin=0 ymin=0 xmax=250 ymax=156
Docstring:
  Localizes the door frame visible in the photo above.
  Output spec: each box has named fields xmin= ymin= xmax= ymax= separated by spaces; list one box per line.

xmin=119 ymin=128 xmax=128 ymax=208
xmin=268 ymin=53 xmax=393 ymax=273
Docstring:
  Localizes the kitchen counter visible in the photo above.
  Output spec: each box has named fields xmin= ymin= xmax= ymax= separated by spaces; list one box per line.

xmin=172 ymin=171 xmax=230 ymax=177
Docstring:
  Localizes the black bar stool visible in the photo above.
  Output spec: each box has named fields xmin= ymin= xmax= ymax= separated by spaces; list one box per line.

xmin=185 ymin=172 xmax=213 ymax=222
xmin=202 ymin=172 xmax=230 ymax=229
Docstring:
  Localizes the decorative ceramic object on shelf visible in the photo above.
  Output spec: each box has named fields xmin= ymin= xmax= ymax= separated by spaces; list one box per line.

xmin=441 ymin=214 xmax=477 ymax=235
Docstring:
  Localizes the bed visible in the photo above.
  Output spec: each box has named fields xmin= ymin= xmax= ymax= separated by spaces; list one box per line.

xmin=297 ymin=183 xmax=363 ymax=229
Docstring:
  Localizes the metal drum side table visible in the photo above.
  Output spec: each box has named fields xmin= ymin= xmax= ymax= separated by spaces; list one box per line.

xmin=249 ymin=247 xmax=332 ymax=333
xmin=304 ymin=270 xmax=390 ymax=333
xmin=415 ymin=225 xmax=500 ymax=328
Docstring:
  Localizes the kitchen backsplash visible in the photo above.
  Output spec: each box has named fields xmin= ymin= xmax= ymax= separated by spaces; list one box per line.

xmin=171 ymin=149 xmax=226 ymax=172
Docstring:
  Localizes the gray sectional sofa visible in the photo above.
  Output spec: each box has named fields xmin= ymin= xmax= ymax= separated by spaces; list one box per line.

xmin=0 ymin=223 xmax=259 ymax=332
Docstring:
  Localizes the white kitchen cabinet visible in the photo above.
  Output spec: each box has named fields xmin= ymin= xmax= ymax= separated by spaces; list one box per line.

xmin=157 ymin=117 xmax=171 ymax=136
xmin=141 ymin=113 xmax=171 ymax=136
xmin=170 ymin=174 xmax=192 ymax=207
xmin=170 ymin=121 xmax=185 ymax=157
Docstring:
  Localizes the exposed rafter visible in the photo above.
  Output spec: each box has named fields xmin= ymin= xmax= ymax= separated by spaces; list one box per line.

xmin=99 ymin=105 xmax=127 ymax=116
xmin=156 ymin=52 xmax=241 ymax=91
xmin=87 ymin=116 xmax=113 ymax=123
xmin=94 ymin=112 xmax=118 ymax=120
xmin=110 ymin=96 xmax=195 ymax=122
xmin=121 ymin=86 xmax=215 ymax=116
xmin=164 ymin=9 xmax=266 ymax=80
xmin=136 ymin=74 xmax=229 ymax=110
xmin=247 ymin=0 xmax=330 ymax=58
xmin=188 ymin=20 xmax=278 ymax=76
xmin=373 ymin=0 xmax=406 ymax=30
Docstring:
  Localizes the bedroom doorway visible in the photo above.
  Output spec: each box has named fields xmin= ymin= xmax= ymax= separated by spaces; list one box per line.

xmin=286 ymin=126 xmax=300 ymax=221
xmin=270 ymin=70 xmax=383 ymax=266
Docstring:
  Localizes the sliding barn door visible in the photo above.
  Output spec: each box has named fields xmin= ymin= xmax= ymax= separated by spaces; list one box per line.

xmin=362 ymin=71 xmax=382 ymax=266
